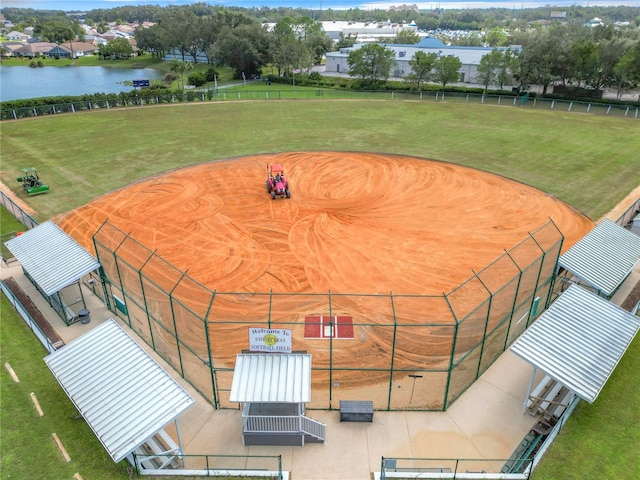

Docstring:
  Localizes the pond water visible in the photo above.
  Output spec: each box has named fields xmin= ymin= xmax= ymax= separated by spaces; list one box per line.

xmin=0 ymin=66 xmax=165 ymax=102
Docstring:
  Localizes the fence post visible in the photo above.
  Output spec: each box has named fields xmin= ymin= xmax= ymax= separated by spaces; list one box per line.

xmin=387 ymin=292 xmax=398 ymax=411
xmin=442 ymin=292 xmax=459 ymax=410
xmin=568 ymin=102 xmax=573 ymax=111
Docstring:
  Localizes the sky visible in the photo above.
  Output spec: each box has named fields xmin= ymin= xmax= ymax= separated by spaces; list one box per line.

xmin=2 ymin=1 xmax=639 ymax=12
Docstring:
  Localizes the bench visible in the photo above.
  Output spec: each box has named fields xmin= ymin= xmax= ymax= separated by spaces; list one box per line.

xmin=136 ymin=430 xmax=182 ymax=470
xmin=340 ymin=400 xmax=373 ymax=422
xmin=501 ymin=431 xmax=544 ymax=474
xmin=526 ymin=375 xmax=559 ymax=416
xmin=541 ymin=388 xmax=574 ymax=421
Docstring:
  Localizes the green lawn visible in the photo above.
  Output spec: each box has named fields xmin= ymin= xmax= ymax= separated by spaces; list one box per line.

xmin=0 ymin=296 xmax=133 ymax=480
xmin=532 ymin=335 xmax=640 ymax=480
xmin=0 ymin=100 xmax=639 ymax=480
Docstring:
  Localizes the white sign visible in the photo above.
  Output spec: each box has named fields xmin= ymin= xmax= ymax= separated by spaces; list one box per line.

xmin=249 ymin=328 xmax=292 ymax=353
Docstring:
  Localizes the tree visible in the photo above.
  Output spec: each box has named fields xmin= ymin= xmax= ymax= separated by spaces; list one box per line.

xmin=100 ymin=37 xmax=133 ymax=59
xmin=336 ymin=32 xmax=357 ymax=49
xmin=432 ymin=55 xmax=462 ymax=90
xmin=496 ymin=48 xmax=517 ymax=90
xmin=211 ymin=23 xmax=269 ymax=78
xmin=406 ymin=50 xmax=437 ymax=89
xmin=165 ymin=7 xmax=197 ymax=62
xmin=476 ymin=49 xmax=502 ymax=92
xmin=135 ymin=24 xmax=171 ymax=58
xmin=347 ymin=43 xmax=395 ymax=88
xmin=306 ymin=31 xmax=334 ymax=65
xmin=169 ymin=59 xmax=192 ymax=90
xmin=485 ymin=27 xmax=508 ymax=47
xmin=37 ymin=19 xmax=81 ymax=44
xmin=389 ymin=29 xmax=421 ymax=45
xmin=570 ymin=38 xmax=599 ymax=88
xmin=187 ymin=72 xmax=206 ymax=87
xmin=613 ymin=42 xmax=640 ymax=99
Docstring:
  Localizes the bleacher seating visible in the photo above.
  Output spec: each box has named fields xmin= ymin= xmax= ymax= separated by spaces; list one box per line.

xmin=501 ymin=431 xmax=544 ymax=474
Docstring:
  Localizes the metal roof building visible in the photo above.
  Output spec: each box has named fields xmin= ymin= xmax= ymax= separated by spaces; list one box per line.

xmin=4 ymin=220 xmax=99 ymax=296
xmin=511 ymin=284 xmax=640 ymax=405
xmin=230 ymin=353 xmax=311 ymax=403
xmin=44 ymin=319 xmax=195 ymax=463
xmin=557 ymin=219 xmax=640 ymax=299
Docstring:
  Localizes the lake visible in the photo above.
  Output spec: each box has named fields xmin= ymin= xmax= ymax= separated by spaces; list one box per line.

xmin=0 ymin=66 xmax=165 ymax=102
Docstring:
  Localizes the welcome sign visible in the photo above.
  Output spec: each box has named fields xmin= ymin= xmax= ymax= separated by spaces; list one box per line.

xmin=249 ymin=328 xmax=292 ymax=353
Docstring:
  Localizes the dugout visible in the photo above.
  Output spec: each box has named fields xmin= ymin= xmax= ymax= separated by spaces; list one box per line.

xmin=44 ymin=319 xmax=195 ymax=472
xmin=556 ymin=219 xmax=640 ymax=300
xmin=3 ymin=220 xmax=100 ymax=325
xmin=230 ymin=353 xmax=325 ymax=446
xmin=511 ymin=284 xmax=640 ymax=414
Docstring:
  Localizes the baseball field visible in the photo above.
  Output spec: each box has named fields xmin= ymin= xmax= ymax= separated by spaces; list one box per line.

xmin=1 ymin=97 xmax=639 ymax=478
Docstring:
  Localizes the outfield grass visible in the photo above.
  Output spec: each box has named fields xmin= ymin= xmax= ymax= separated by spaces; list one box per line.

xmin=0 ymin=100 xmax=637 ymax=221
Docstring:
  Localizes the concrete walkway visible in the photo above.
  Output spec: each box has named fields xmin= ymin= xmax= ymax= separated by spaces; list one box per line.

xmin=2 ymin=258 xmax=638 ymax=479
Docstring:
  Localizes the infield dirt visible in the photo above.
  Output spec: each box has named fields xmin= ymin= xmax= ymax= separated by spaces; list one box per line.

xmin=54 ymin=152 xmax=594 ymax=407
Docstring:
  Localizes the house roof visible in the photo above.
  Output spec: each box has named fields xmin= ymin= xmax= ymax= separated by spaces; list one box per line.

xmin=59 ymin=41 xmax=99 ymax=53
xmin=558 ymin=219 xmax=640 ymax=297
xmin=4 ymin=220 xmax=100 ymax=296
xmin=15 ymin=42 xmax=57 ymax=54
xmin=230 ymin=354 xmax=312 ymax=403
xmin=45 ymin=319 xmax=195 ymax=463
xmin=511 ymin=284 xmax=640 ymax=403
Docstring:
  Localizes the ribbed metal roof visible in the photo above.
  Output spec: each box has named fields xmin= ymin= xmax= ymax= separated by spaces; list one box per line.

xmin=558 ymin=219 xmax=640 ymax=297
xmin=230 ymin=354 xmax=311 ymax=403
xmin=4 ymin=220 xmax=100 ymax=296
xmin=511 ymin=284 xmax=640 ymax=403
xmin=44 ymin=319 xmax=194 ymax=463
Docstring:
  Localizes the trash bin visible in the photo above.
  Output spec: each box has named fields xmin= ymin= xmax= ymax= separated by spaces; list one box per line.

xmin=79 ymin=308 xmax=91 ymax=324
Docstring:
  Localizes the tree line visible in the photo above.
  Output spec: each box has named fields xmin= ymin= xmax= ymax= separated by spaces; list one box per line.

xmin=2 ymin=5 xmax=639 ymax=99
xmin=348 ymin=23 xmax=640 ymax=100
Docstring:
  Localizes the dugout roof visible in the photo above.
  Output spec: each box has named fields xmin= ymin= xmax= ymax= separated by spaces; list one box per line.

xmin=4 ymin=220 xmax=100 ymax=296
xmin=44 ymin=319 xmax=195 ymax=463
xmin=511 ymin=284 xmax=640 ymax=404
xmin=230 ymin=353 xmax=312 ymax=404
xmin=558 ymin=219 xmax=640 ymax=298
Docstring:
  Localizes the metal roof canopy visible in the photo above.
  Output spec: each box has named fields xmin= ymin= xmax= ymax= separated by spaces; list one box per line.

xmin=44 ymin=319 xmax=195 ymax=463
xmin=511 ymin=284 xmax=640 ymax=404
xmin=230 ymin=353 xmax=311 ymax=403
xmin=4 ymin=220 xmax=100 ymax=296
xmin=558 ymin=219 xmax=640 ymax=298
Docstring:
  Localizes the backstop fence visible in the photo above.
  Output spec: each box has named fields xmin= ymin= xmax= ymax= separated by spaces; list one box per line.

xmin=92 ymin=217 xmax=563 ymax=411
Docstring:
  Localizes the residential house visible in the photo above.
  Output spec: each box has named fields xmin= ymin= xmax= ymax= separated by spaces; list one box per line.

xmin=48 ymin=41 xmax=98 ymax=58
xmin=6 ymin=31 xmax=30 ymax=41
xmin=14 ymin=42 xmax=57 ymax=58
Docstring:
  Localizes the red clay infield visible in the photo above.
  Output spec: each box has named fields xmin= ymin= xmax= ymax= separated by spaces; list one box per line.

xmin=57 ymin=151 xmax=593 ymax=296
xmin=55 ymin=152 xmax=594 ymax=404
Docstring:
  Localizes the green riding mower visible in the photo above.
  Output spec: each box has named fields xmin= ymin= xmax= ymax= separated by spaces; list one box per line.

xmin=17 ymin=167 xmax=49 ymax=196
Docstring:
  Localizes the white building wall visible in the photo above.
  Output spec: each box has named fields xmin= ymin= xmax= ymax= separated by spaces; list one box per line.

xmin=325 ymin=45 xmax=511 ymax=85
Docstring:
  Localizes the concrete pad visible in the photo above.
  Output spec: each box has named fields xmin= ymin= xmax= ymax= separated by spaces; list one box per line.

xmin=5 ymin=257 xmax=637 ymax=480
